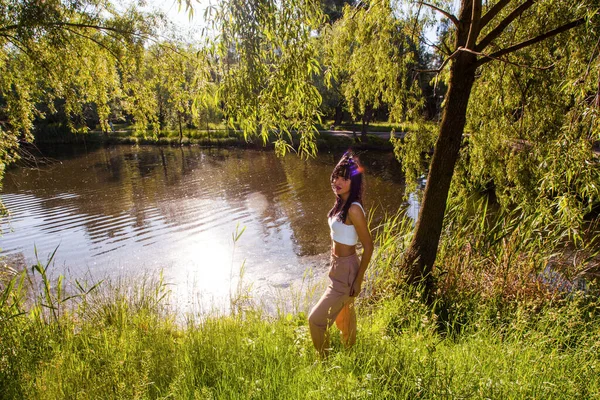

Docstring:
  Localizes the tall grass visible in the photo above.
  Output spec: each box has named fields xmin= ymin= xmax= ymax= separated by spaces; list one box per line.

xmin=1 ymin=201 xmax=600 ymax=398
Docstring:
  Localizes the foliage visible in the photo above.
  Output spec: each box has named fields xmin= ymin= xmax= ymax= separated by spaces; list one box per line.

xmin=322 ymin=0 xmax=425 ymax=127
xmin=393 ymin=0 xmax=599 ymax=292
xmin=458 ymin=3 xmax=600 ymax=244
xmin=392 ymin=122 xmax=437 ymax=193
xmin=144 ymin=42 xmax=214 ymax=138
xmin=207 ymin=0 xmax=326 ymax=157
xmin=0 ymin=0 xmax=160 ymax=207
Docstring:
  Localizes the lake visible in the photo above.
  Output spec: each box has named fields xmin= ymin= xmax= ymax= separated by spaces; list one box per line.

xmin=1 ymin=145 xmax=416 ymax=312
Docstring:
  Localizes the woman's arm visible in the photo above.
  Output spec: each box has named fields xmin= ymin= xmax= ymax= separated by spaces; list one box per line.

xmin=348 ymin=204 xmax=373 ymax=297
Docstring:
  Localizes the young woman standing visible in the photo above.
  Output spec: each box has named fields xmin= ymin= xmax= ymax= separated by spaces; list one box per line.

xmin=308 ymin=151 xmax=374 ymax=355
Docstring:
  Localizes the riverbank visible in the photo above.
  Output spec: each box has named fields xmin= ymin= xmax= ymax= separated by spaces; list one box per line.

xmin=31 ymin=125 xmax=398 ymax=152
xmin=2 ymin=204 xmax=599 ymax=398
xmin=1 ymin=269 xmax=598 ymax=398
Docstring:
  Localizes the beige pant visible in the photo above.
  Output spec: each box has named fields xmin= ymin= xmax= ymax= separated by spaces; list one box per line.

xmin=308 ymin=253 xmax=360 ymax=353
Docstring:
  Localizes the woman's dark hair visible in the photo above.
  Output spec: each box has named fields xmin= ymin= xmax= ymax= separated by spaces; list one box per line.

xmin=328 ymin=151 xmax=364 ymax=223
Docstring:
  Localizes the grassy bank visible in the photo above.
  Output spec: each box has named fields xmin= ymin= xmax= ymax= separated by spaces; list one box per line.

xmin=1 ymin=276 xmax=599 ymax=398
xmin=1 ymin=202 xmax=599 ymax=398
xmin=32 ymin=123 xmax=394 ymax=152
xmin=315 ymin=120 xmax=430 ymax=134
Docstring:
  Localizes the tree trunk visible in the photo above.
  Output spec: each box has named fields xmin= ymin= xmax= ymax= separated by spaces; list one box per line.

xmin=361 ymin=105 xmax=373 ymax=140
xmin=334 ymin=104 xmax=343 ymax=126
xmin=178 ymin=112 xmax=183 ymax=146
xmin=206 ymin=113 xmax=210 ymax=141
xmin=402 ymin=0 xmax=479 ymax=298
xmin=403 ymin=51 xmax=477 ymax=297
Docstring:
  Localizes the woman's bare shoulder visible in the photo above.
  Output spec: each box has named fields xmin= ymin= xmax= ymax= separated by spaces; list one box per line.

xmin=348 ymin=203 xmax=366 ymax=219
xmin=349 ymin=202 xmax=365 ymax=213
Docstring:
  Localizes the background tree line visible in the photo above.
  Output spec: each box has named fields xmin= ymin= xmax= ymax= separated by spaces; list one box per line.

xmin=0 ymin=1 xmax=441 ymax=163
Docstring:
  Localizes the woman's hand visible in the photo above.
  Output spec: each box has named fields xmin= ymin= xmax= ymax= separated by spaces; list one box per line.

xmin=350 ymin=277 xmax=363 ymax=297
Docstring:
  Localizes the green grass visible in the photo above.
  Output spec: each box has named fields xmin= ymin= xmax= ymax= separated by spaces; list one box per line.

xmin=317 ymin=120 xmax=437 ymax=134
xmin=1 ymin=273 xmax=599 ymax=399
xmin=2 ymin=199 xmax=599 ymax=398
xmin=32 ymin=122 xmax=405 ymax=151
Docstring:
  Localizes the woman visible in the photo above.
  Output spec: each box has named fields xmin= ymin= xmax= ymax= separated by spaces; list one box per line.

xmin=308 ymin=151 xmax=374 ymax=355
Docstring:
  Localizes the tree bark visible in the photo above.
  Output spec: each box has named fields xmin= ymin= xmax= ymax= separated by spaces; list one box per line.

xmin=334 ymin=104 xmax=343 ymax=126
xmin=403 ymin=52 xmax=477 ymax=296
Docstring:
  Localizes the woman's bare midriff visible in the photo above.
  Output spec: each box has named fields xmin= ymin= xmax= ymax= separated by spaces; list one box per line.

xmin=332 ymin=241 xmax=356 ymax=257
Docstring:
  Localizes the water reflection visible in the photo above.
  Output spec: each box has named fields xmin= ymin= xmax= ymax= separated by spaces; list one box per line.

xmin=1 ymin=146 xmax=409 ymax=311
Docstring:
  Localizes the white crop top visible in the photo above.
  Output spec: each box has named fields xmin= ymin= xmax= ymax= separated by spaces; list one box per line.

xmin=328 ymin=202 xmax=366 ymax=246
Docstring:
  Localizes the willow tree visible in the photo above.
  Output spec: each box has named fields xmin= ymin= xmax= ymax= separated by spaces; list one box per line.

xmin=456 ymin=5 xmax=600 ymax=245
xmin=144 ymin=42 xmax=213 ymax=143
xmin=0 ymin=0 xmax=158 ymax=210
xmin=206 ymin=0 xmax=326 ymax=157
xmin=400 ymin=0 xmax=597 ymax=294
xmin=323 ymin=1 xmax=424 ymax=136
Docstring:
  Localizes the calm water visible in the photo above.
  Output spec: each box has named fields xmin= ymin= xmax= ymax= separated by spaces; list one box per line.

xmin=1 ymin=145 xmax=414 ymax=311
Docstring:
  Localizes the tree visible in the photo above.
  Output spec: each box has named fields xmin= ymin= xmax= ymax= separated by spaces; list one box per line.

xmin=0 ymin=0 xmax=158 ymax=211
xmin=145 ymin=42 xmax=213 ymax=143
xmin=323 ymin=1 xmax=424 ymax=137
xmin=400 ymin=0 xmax=597 ymax=296
xmin=204 ymin=0 xmax=325 ymax=157
xmin=457 ymin=6 xmax=600 ymax=244
xmin=182 ymin=0 xmax=598 ymax=298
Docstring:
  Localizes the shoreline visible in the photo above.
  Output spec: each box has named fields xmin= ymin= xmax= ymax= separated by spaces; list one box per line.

xmin=30 ymin=129 xmax=397 ymax=152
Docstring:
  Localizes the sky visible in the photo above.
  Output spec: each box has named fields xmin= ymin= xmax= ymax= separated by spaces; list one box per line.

xmin=121 ymin=0 xmax=212 ymax=42
xmin=122 ymin=0 xmax=442 ymax=47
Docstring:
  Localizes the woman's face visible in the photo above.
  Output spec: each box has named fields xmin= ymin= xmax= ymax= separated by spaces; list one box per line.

xmin=332 ymin=175 xmax=351 ymax=196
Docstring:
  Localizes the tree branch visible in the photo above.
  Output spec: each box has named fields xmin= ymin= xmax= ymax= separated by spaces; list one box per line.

xmin=478 ymin=17 xmax=586 ymax=65
xmin=416 ymin=22 xmax=452 ymax=56
xmin=476 ymin=0 xmax=534 ymax=52
xmin=2 ymin=34 xmax=57 ymax=79
xmin=410 ymin=1 xmax=424 ymax=44
xmin=456 ymin=46 xmax=554 ymax=69
xmin=0 ymin=21 xmax=140 ymax=37
xmin=466 ymin=0 xmax=482 ymax=50
xmin=348 ymin=0 xmax=370 ymax=20
xmin=415 ymin=2 xmax=459 ymax=28
xmin=62 ymin=26 xmax=125 ymax=69
xmin=414 ymin=48 xmax=460 ymax=73
xmin=418 ymin=32 xmax=451 ymax=56
xmin=479 ymin=0 xmax=512 ymax=29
